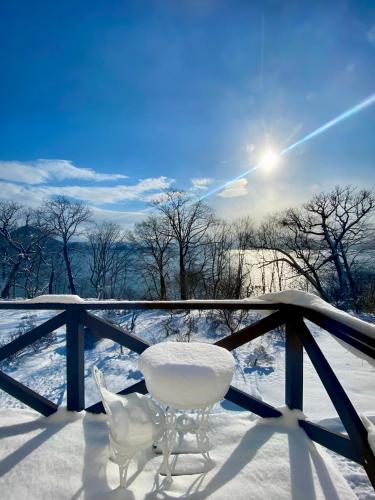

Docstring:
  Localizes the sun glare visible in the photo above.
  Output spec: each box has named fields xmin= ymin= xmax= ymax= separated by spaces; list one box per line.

xmin=260 ymin=150 xmax=280 ymax=171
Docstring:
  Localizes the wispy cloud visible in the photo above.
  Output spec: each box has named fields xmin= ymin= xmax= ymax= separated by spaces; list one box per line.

xmin=217 ymin=178 xmax=248 ymax=198
xmin=0 ymin=176 xmax=174 ymax=206
xmin=89 ymin=206 xmax=146 ymax=229
xmin=191 ymin=177 xmax=212 ymax=190
xmin=367 ymin=24 xmax=375 ymax=46
xmin=0 ymin=159 xmax=127 ymax=185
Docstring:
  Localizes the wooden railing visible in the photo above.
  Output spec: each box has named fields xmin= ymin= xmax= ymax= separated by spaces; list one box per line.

xmin=0 ymin=299 xmax=374 ymax=490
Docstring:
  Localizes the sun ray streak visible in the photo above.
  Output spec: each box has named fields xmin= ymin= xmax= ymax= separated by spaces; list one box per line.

xmin=199 ymin=166 xmax=259 ymax=200
xmin=200 ymin=93 xmax=375 ymax=201
xmin=281 ymin=93 xmax=375 ymax=154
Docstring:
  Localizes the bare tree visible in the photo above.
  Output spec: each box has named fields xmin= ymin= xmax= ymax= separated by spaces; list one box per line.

xmin=255 ymin=247 xmax=289 ymax=294
xmin=202 ymin=217 xmax=255 ymax=333
xmin=0 ymin=202 xmax=51 ymax=298
xmin=119 ymin=310 xmax=139 ymax=354
xmin=87 ymin=221 xmax=129 ymax=299
xmin=255 ymin=186 xmax=375 ymax=305
xmin=256 ymin=215 xmax=329 ymax=299
xmin=130 ymin=215 xmax=173 ymax=300
xmin=152 ymin=191 xmax=214 ymax=299
xmin=40 ymin=196 xmax=91 ymax=295
xmin=201 ymin=220 xmax=232 ymax=299
xmin=229 ymin=217 xmax=255 ymax=299
xmin=45 ymin=248 xmax=66 ymax=295
xmin=201 ymin=217 xmax=257 ymax=300
xmin=305 ymin=186 xmax=375 ymax=302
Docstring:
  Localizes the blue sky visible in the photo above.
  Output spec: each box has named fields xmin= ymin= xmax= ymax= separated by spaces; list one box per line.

xmin=0 ymin=0 xmax=374 ymax=226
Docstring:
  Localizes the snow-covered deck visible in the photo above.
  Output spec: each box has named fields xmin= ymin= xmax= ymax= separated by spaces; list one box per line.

xmin=0 ymin=407 xmax=356 ymax=500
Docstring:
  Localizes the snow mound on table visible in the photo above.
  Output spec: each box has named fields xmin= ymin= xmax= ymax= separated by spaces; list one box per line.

xmin=256 ymin=290 xmax=375 ymax=366
xmin=27 ymin=294 xmax=84 ymax=303
xmin=139 ymin=342 xmax=235 ymax=409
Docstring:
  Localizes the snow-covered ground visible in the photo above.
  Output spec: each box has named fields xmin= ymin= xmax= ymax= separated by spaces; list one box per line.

xmin=0 ymin=303 xmax=374 ymax=498
xmin=0 ymin=406 xmax=358 ymax=499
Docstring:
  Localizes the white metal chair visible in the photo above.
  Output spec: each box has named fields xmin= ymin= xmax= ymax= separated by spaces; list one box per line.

xmin=93 ymin=366 xmax=165 ymax=488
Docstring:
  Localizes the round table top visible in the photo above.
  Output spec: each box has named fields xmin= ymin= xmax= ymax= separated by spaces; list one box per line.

xmin=138 ymin=342 xmax=235 ymax=409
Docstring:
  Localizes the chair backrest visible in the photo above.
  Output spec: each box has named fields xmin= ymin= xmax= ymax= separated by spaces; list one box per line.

xmin=92 ymin=365 xmax=112 ymax=416
xmin=92 ymin=365 xmax=165 ymax=448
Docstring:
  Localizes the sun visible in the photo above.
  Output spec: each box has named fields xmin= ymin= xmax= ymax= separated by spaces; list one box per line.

xmin=260 ymin=149 xmax=280 ymax=171
xmin=260 ymin=150 xmax=280 ymax=171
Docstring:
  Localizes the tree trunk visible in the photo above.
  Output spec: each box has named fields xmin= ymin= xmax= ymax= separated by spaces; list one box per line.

xmin=48 ymin=268 xmax=54 ymax=294
xmin=160 ymin=273 xmax=167 ymax=301
xmin=340 ymin=243 xmax=358 ymax=308
xmin=1 ymin=259 xmax=22 ymax=298
xmin=62 ymin=243 xmax=76 ymax=295
xmin=179 ymin=248 xmax=188 ymax=300
xmin=322 ymin=226 xmax=349 ymax=301
xmin=331 ymin=252 xmax=349 ymax=301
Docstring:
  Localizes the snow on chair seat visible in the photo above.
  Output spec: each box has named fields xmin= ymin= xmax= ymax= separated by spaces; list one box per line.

xmin=92 ymin=366 xmax=165 ymax=488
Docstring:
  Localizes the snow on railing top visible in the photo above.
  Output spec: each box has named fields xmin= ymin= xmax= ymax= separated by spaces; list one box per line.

xmin=254 ymin=290 xmax=375 ymax=367
xmin=27 ymin=294 xmax=85 ymax=304
xmin=255 ymin=290 xmax=375 ymax=341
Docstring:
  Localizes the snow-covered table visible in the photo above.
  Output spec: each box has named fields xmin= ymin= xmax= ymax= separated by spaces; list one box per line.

xmin=139 ymin=342 xmax=235 ymax=480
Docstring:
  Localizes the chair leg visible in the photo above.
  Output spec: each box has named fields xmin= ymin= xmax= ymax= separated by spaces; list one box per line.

xmin=160 ymin=407 xmax=177 ymax=483
xmin=118 ymin=460 xmax=130 ymax=488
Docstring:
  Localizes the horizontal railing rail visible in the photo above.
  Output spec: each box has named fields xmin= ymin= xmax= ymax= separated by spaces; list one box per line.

xmin=0 ymin=299 xmax=373 ymax=490
xmin=0 ymin=299 xmax=283 ymax=311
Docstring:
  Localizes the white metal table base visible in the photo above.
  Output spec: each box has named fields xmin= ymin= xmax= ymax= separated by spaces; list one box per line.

xmin=159 ymin=406 xmax=213 ymax=481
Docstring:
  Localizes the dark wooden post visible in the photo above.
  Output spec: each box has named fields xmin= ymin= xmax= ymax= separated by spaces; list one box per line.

xmin=297 ymin=318 xmax=375 ymax=490
xmin=285 ymin=315 xmax=303 ymax=410
xmin=66 ymin=308 xmax=85 ymax=411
